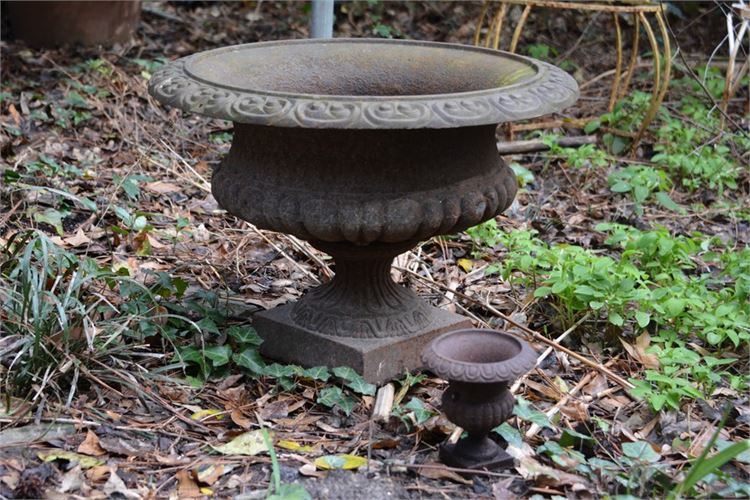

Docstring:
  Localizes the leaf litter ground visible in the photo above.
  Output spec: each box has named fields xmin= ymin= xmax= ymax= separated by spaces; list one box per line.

xmin=0 ymin=2 xmax=749 ymax=499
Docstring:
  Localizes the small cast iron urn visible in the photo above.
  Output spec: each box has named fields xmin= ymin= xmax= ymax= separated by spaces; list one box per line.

xmin=148 ymin=39 xmax=577 ymax=383
xmin=422 ymin=329 xmax=536 ymax=470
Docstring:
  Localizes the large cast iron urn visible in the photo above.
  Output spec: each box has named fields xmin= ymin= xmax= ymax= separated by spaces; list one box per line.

xmin=148 ymin=39 xmax=578 ymax=382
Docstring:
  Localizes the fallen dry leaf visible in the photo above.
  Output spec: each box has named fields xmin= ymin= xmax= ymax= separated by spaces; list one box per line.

xmin=492 ymin=477 xmax=519 ymax=499
xmin=78 ymin=431 xmax=107 ymax=457
xmin=516 ymin=456 xmax=589 ymax=488
xmin=416 ymin=463 xmax=473 ymax=485
xmin=621 ymin=332 xmax=660 ymax=370
xmin=299 ymin=463 xmax=325 ymax=478
xmin=193 ymin=463 xmax=234 ymax=486
xmin=145 ymin=180 xmax=181 ymax=194
xmin=213 ymin=430 xmax=271 ymax=456
xmin=103 ymin=469 xmax=142 ymax=500
xmin=63 ymin=229 xmax=92 ymax=247
xmin=176 ymin=469 xmax=202 ymax=499
xmin=230 ymin=409 xmax=253 ymax=429
xmin=59 ymin=465 xmax=86 ymax=494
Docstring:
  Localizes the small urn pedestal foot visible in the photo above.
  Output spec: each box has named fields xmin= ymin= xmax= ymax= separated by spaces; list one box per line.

xmin=440 ymin=435 xmax=515 ymax=470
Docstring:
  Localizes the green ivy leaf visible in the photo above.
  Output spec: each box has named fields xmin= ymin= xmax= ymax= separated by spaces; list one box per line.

xmin=233 ymin=348 xmax=266 ymax=375
xmin=513 ymin=397 xmax=554 ymax=429
xmin=333 ymin=366 xmax=376 ymax=395
xmin=317 ymin=387 xmax=356 ymax=416
xmin=33 ymin=208 xmax=68 ymax=236
xmin=204 ymin=345 xmax=232 ymax=367
xmin=493 ymin=422 xmax=524 ymax=448
xmin=404 ymin=398 xmax=434 ymax=425
xmin=301 ymin=366 xmax=331 ymax=382
xmin=227 ymin=325 xmax=263 ymax=347
xmin=264 ymin=363 xmax=300 ymax=378
xmin=622 ymin=441 xmax=661 ymax=463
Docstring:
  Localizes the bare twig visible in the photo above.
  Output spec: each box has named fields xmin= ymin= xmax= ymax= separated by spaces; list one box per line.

xmin=497 ymin=135 xmax=597 ymax=155
xmin=396 ymin=267 xmax=634 ymax=390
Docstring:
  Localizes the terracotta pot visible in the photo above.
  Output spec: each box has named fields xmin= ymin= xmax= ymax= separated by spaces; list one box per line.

xmin=6 ymin=1 xmax=141 ymax=47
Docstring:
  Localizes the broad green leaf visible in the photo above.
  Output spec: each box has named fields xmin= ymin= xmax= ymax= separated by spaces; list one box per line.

xmin=404 ymin=398 xmax=434 ymax=425
xmin=204 ymin=345 xmax=232 ymax=367
xmin=584 ymin=119 xmax=601 ymax=134
xmin=264 ymin=363 xmax=300 ymax=378
xmin=635 ymin=311 xmax=651 ymax=328
xmin=196 ymin=317 xmax=220 ymax=334
xmin=622 ymin=441 xmax=661 ymax=463
xmin=610 ymin=181 xmax=632 ymax=193
xmin=212 ymin=430 xmax=271 ymax=456
xmin=38 ymin=450 xmax=104 ymax=469
xmin=227 ymin=325 xmax=263 ymax=346
xmin=608 ymin=311 xmax=625 ymax=327
xmin=314 ymin=454 xmax=367 ymax=470
xmin=33 ymin=208 xmax=67 ymax=236
xmin=493 ymin=422 xmax=524 ymax=448
xmin=302 ymin=366 xmax=330 ymax=382
xmin=559 ymin=428 xmax=595 ymax=448
xmin=268 ymin=483 xmax=312 ymax=500
xmin=233 ymin=348 xmax=266 ymax=375
xmin=533 ymin=286 xmax=553 ymax=298
xmin=333 ymin=366 xmax=376 ymax=395
xmin=654 ymin=191 xmax=684 ymax=213
xmin=317 ymin=387 xmax=355 ymax=416
xmin=513 ymin=397 xmax=554 ymax=429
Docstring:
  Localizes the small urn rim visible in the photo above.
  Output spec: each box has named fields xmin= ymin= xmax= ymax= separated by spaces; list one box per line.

xmin=422 ymin=329 xmax=536 ymax=383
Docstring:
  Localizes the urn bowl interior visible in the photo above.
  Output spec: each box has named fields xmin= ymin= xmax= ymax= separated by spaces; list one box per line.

xmin=186 ymin=39 xmax=539 ymax=97
xmin=433 ymin=329 xmax=522 ymax=364
xmin=423 ymin=329 xmax=536 ymax=383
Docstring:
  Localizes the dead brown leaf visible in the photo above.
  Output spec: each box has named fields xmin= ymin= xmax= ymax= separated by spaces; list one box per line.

xmin=416 ymin=463 xmax=473 ymax=485
xmin=230 ymin=409 xmax=253 ymax=429
xmin=176 ymin=469 xmax=202 ymax=499
xmin=63 ymin=229 xmax=92 ymax=248
xmin=516 ymin=456 xmax=589 ymax=488
xmin=492 ymin=478 xmax=519 ymax=500
xmin=78 ymin=431 xmax=107 ymax=457
xmin=621 ymin=332 xmax=659 ymax=370
xmin=145 ymin=180 xmax=181 ymax=194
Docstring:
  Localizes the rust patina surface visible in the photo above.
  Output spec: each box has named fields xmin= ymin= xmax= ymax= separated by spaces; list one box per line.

xmin=422 ymin=329 xmax=536 ymax=470
xmin=148 ymin=38 xmax=578 ymax=383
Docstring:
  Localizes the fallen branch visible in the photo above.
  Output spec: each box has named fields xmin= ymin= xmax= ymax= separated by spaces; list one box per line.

xmin=496 ymin=135 xmax=597 ymax=155
xmin=397 ymin=266 xmax=635 ymax=390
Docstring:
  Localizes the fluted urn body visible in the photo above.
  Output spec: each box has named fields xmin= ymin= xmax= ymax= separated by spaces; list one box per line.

xmin=422 ymin=329 xmax=537 ymax=470
xmin=149 ymin=39 xmax=577 ymax=382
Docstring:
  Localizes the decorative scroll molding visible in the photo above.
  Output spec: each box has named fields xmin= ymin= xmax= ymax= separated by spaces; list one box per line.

xmin=422 ymin=331 xmax=537 ymax=383
xmin=148 ymin=41 xmax=579 ymax=129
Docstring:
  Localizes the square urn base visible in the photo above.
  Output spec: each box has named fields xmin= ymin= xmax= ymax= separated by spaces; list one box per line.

xmin=254 ymin=304 xmax=472 ymax=384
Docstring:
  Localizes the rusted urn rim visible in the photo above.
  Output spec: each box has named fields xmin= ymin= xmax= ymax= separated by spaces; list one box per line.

xmin=422 ymin=329 xmax=536 ymax=383
xmin=148 ymin=38 xmax=579 ymax=129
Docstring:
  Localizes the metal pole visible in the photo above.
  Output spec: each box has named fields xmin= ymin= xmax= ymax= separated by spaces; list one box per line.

xmin=310 ymin=0 xmax=334 ymax=38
